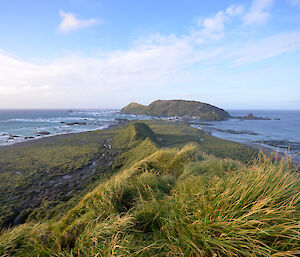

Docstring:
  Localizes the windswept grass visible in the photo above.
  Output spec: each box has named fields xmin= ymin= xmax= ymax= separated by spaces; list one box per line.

xmin=112 ymin=122 xmax=157 ymax=149
xmin=0 ymin=149 xmax=299 ymax=256
xmin=1 ymin=121 xmax=296 ymax=256
xmin=155 ymin=156 xmax=300 ymax=256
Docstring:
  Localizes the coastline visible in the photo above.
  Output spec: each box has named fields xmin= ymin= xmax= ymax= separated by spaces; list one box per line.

xmin=0 ymin=122 xmax=125 ymax=151
xmin=1 ymin=119 xmax=298 ymax=256
xmin=244 ymin=142 xmax=300 ymax=170
xmin=189 ymin=121 xmax=300 ymax=170
xmin=0 ymin=119 xmax=299 ymax=170
xmin=0 ymin=109 xmax=135 ymax=148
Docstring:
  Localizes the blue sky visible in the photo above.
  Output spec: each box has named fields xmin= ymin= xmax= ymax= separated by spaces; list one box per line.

xmin=0 ymin=0 xmax=299 ymax=109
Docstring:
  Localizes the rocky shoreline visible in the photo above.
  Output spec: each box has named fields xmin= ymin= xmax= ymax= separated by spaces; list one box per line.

xmin=0 ymin=121 xmax=127 ymax=151
xmin=189 ymin=122 xmax=300 ymax=170
xmin=245 ymin=142 xmax=300 ymax=171
xmin=0 ymin=119 xmax=130 ymax=148
xmin=1 ymin=117 xmax=299 ymax=170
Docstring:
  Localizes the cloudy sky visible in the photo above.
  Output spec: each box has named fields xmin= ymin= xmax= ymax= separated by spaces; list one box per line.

xmin=0 ymin=0 xmax=299 ymax=109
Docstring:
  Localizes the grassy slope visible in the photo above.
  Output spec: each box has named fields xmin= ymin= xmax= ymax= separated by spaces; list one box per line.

xmin=119 ymin=102 xmax=147 ymax=115
xmin=0 ymin=121 xmax=255 ymax=228
xmin=0 ymin=128 xmax=121 ymax=227
xmin=0 ymin=121 xmax=299 ymax=256
xmin=120 ymin=100 xmax=230 ymax=121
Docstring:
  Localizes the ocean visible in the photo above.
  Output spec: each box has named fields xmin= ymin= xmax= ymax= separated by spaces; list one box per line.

xmin=0 ymin=109 xmax=299 ymax=156
xmin=191 ymin=110 xmax=300 ymax=156
xmin=0 ymin=109 xmax=150 ymax=146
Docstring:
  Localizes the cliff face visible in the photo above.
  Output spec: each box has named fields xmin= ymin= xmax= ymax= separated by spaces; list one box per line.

xmin=120 ymin=100 xmax=230 ymax=121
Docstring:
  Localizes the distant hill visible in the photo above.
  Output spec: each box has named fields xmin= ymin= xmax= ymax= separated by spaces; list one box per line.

xmin=120 ymin=100 xmax=230 ymax=121
xmin=120 ymin=102 xmax=147 ymax=115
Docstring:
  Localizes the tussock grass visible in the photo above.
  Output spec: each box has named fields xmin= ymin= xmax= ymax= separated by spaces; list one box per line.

xmin=112 ymin=122 xmax=157 ymax=149
xmin=156 ymin=155 xmax=300 ymax=256
xmin=1 ymin=151 xmax=299 ymax=256
xmin=0 ymin=122 xmax=297 ymax=256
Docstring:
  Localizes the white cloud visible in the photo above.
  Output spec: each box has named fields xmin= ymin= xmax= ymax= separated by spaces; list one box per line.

xmin=195 ymin=11 xmax=228 ymax=41
xmin=0 ymin=4 xmax=299 ymax=108
xmin=202 ymin=11 xmax=227 ymax=33
xmin=243 ymin=0 xmax=274 ymax=25
xmin=58 ymin=11 xmax=99 ymax=33
xmin=1 ymin=27 xmax=299 ymax=108
xmin=231 ymin=30 xmax=300 ymax=65
xmin=226 ymin=5 xmax=244 ymax=16
xmin=196 ymin=5 xmax=244 ymax=40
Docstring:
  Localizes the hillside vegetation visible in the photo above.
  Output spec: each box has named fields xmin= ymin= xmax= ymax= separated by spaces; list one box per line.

xmin=0 ymin=121 xmax=299 ymax=256
xmin=120 ymin=100 xmax=230 ymax=121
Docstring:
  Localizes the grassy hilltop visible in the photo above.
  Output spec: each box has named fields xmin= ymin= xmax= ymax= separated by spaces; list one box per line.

xmin=120 ymin=100 xmax=230 ymax=121
xmin=0 ymin=121 xmax=299 ymax=256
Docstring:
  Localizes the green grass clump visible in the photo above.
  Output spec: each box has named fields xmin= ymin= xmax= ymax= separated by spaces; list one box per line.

xmin=112 ymin=137 xmax=158 ymax=170
xmin=153 ymin=156 xmax=300 ymax=256
xmin=112 ymin=122 xmax=157 ymax=149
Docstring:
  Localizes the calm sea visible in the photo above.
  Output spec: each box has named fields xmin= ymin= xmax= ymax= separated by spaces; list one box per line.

xmin=192 ymin=110 xmax=300 ymax=155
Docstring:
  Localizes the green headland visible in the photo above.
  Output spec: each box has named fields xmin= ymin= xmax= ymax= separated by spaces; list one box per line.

xmin=120 ymin=100 xmax=230 ymax=121
xmin=0 ymin=120 xmax=299 ymax=256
